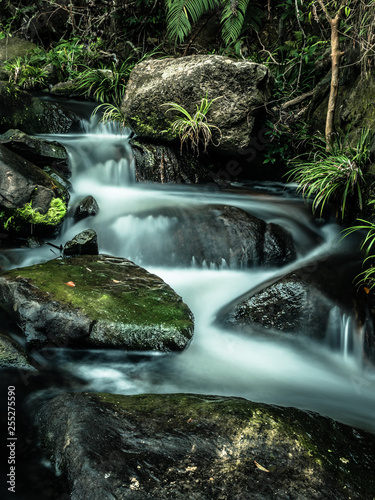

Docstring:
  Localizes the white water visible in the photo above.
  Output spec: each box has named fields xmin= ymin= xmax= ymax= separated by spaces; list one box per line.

xmin=5 ymin=120 xmax=375 ymax=433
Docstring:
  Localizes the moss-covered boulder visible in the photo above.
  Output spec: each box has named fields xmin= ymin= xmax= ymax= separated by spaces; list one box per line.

xmin=0 ymin=255 xmax=194 ymax=351
xmin=0 ymin=332 xmax=37 ymax=371
xmin=36 ymin=392 xmax=375 ymax=499
xmin=0 ymin=144 xmax=68 ymax=236
xmin=122 ymin=55 xmax=272 ymax=156
xmin=0 ymin=81 xmax=80 ymax=134
xmin=0 ymin=129 xmax=70 ymax=178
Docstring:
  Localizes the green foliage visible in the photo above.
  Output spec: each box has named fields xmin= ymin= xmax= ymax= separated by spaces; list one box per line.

xmin=4 ymin=198 xmax=67 ymax=232
xmin=4 ymin=56 xmax=48 ymax=89
xmin=163 ymin=96 xmax=222 ymax=154
xmin=263 ymin=119 xmax=309 ymax=165
xmin=343 ymin=216 xmax=375 ymax=289
xmin=287 ymin=129 xmax=372 ymax=221
xmin=165 ymin=0 xmax=262 ymax=46
xmin=92 ymin=103 xmax=127 ymax=129
xmin=75 ymin=60 xmax=131 ymax=105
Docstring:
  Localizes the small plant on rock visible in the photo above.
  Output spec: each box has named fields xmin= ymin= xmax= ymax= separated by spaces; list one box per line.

xmin=164 ymin=96 xmax=222 ymax=155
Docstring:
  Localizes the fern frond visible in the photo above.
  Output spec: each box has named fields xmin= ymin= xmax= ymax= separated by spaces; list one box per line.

xmin=221 ymin=0 xmax=262 ymax=46
xmin=166 ymin=0 xmax=220 ymax=44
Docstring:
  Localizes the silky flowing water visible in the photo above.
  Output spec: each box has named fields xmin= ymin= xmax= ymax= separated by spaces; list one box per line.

xmin=3 ymin=115 xmax=375 ymax=437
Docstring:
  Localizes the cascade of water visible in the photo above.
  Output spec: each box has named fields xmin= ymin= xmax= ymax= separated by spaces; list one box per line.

xmin=3 ymin=121 xmax=375 ymax=433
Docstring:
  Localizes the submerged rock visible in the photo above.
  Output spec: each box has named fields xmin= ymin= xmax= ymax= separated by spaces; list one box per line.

xmin=73 ymin=195 xmax=100 ymax=222
xmin=0 ymin=332 xmax=37 ymax=371
xmin=36 ymin=392 xmax=375 ymax=499
xmin=122 ymin=55 xmax=272 ymax=156
xmin=0 ymin=255 xmax=194 ymax=351
xmin=220 ymin=256 xmax=362 ymax=340
xmin=0 ymin=144 xmax=68 ymax=236
xmin=0 ymin=129 xmax=70 ymax=177
xmin=120 ymin=204 xmax=296 ymax=268
xmin=63 ymin=229 xmax=98 ymax=256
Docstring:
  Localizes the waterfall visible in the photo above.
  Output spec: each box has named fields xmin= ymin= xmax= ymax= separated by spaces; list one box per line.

xmin=3 ymin=119 xmax=375 ymax=435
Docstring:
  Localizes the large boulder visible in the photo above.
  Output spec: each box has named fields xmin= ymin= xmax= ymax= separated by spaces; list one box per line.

xmin=116 ymin=204 xmax=296 ymax=268
xmin=0 ymin=145 xmax=68 ymax=236
xmin=0 ymin=82 xmax=81 ymax=134
xmin=220 ymin=256 xmax=363 ymax=342
xmin=0 ymin=129 xmax=70 ymax=177
xmin=0 ymin=254 xmax=194 ymax=351
xmin=36 ymin=392 xmax=375 ymax=499
xmin=121 ymin=55 xmax=272 ymax=156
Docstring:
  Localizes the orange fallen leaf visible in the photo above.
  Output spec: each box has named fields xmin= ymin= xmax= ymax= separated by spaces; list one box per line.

xmin=66 ymin=281 xmax=75 ymax=287
xmin=187 ymin=418 xmax=193 ymax=423
xmin=254 ymin=460 xmax=269 ymax=472
xmin=112 ymin=279 xmax=121 ymax=283
xmin=364 ymin=286 xmax=370 ymax=294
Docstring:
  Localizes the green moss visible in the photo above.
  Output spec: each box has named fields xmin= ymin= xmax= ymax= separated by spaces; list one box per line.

xmin=130 ymin=113 xmax=175 ymax=140
xmin=90 ymin=392 xmax=375 ymax=495
xmin=4 ymin=197 xmax=67 ymax=231
xmin=5 ymin=256 xmax=193 ymax=342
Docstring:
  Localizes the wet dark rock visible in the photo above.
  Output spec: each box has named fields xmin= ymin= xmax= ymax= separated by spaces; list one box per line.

xmin=36 ymin=392 xmax=375 ymax=500
xmin=220 ymin=256 xmax=362 ymax=340
xmin=49 ymin=80 xmax=82 ymax=98
xmin=63 ymin=229 xmax=98 ymax=256
xmin=0 ymin=129 xmax=70 ymax=177
xmin=131 ymin=138 xmax=215 ymax=183
xmin=122 ymin=55 xmax=272 ymax=156
xmin=0 ymin=81 xmax=80 ymax=134
xmin=127 ymin=204 xmax=296 ymax=268
xmin=0 ymin=332 xmax=37 ymax=371
xmin=0 ymin=254 xmax=194 ymax=351
xmin=0 ymin=144 xmax=68 ymax=236
xmin=74 ymin=195 xmax=99 ymax=222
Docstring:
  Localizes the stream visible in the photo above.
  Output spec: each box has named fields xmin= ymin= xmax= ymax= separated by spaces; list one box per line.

xmin=2 ymin=110 xmax=375 ymax=439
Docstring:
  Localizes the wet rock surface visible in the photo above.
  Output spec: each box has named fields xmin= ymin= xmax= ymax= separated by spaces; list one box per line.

xmin=220 ymin=256 xmax=363 ymax=339
xmin=0 ymin=254 xmax=194 ymax=351
xmin=73 ymin=195 xmax=100 ymax=222
xmin=63 ymin=228 xmax=99 ymax=256
xmin=36 ymin=392 xmax=375 ymax=500
xmin=0 ymin=144 xmax=68 ymax=236
xmin=0 ymin=129 xmax=70 ymax=177
xmin=0 ymin=332 xmax=37 ymax=371
xmin=120 ymin=204 xmax=296 ymax=268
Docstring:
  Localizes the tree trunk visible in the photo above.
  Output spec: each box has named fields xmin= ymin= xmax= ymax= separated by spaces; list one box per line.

xmin=325 ymin=13 xmax=344 ymax=148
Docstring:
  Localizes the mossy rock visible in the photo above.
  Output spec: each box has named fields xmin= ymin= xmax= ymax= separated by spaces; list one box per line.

xmin=0 ymin=333 xmax=37 ymax=371
xmin=0 ymin=255 xmax=194 ymax=351
xmin=0 ymin=37 xmax=37 ymax=64
xmin=0 ymin=81 xmax=80 ymax=134
xmin=36 ymin=392 xmax=375 ymax=499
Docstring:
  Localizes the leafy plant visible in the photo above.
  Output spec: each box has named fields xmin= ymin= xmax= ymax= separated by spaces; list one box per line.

xmin=287 ymin=129 xmax=372 ymax=221
xmin=165 ymin=0 xmax=263 ymax=46
xmin=75 ymin=60 xmax=131 ymax=105
xmin=343 ymin=216 xmax=375 ymax=289
xmin=163 ymin=96 xmax=222 ymax=154
xmin=4 ymin=56 xmax=48 ymax=89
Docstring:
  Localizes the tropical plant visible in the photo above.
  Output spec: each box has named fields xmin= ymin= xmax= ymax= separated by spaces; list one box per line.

xmin=343 ymin=215 xmax=375 ymax=289
xmin=75 ymin=59 xmax=132 ymax=105
xmin=287 ymin=129 xmax=372 ymax=221
xmin=163 ymin=96 xmax=222 ymax=154
xmin=4 ymin=56 xmax=48 ymax=89
xmin=165 ymin=0 xmax=263 ymax=46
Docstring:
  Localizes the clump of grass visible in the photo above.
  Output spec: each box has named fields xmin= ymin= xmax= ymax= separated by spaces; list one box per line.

xmin=287 ymin=129 xmax=372 ymax=221
xmin=163 ymin=96 xmax=222 ymax=155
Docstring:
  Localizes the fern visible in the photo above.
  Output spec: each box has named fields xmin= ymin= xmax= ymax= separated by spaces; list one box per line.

xmin=165 ymin=0 xmax=262 ymax=46
xmin=221 ymin=0 xmax=261 ymax=45
xmin=166 ymin=0 xmax=220 ymax=44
